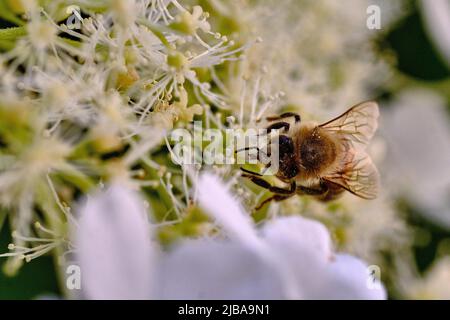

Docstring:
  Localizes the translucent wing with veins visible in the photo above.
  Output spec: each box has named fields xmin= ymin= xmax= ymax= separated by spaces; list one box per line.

xmin=319 ymin=101 xmax=379 ymax=148
xmin=320 ymin=101 xmax=380 ymax=199
xmin=324 ymin=150 xmax=379 ymax=199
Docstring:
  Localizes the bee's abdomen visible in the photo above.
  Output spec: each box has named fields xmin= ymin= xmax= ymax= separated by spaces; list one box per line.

xmin=299 ymin=130 xmax=336 ymax=172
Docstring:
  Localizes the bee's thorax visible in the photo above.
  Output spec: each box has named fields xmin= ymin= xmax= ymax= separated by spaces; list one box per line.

xmin=295 ymin=125 xmax=337 ymax=178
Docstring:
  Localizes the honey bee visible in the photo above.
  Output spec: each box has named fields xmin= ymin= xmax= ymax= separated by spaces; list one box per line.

xmin=240 ymin=101 xmax=380 ymax=210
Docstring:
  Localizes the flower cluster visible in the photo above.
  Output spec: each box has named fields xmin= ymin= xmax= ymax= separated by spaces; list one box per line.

xmin=0 ymin=0 xmax=249 ymax=275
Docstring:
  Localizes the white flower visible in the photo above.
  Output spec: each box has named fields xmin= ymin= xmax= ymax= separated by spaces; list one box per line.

xmin=74 ymin=175 xmax=385 ymax=300
xmin=420 ymin=0 xmax=450 ymax=68
xmin=381 ymin=89 xmax=450 ymax=229
xmin=75 ymin=184 xmax=155 ymax=299
xmin=0 ymin=0 xmax=247 ymax=273
xmin=158 ymin=173 xmax=386 ymax=299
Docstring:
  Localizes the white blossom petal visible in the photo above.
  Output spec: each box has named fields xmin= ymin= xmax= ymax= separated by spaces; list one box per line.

xmin=197 ymin=173 xmax=261 ymax=249
xmin=158 ymin=240 xmax=283 ymax=299
xmin=311 ymin=254 xmax=386 ymax=300
xmin=197 ymin=174 xmax=304 ymax=298
xmin=381 ymin=90 xmax=450 ymax=229
xmin=420 ymin=0 xmax=450 ymax=67
xmin=75 ymin=184 xmax=154 ymax=299
xmin=261 ymin=216 xmax=332 ymax=299
xmin=262 ymin=216 xmax=332 ymax=261
xmin=194 ymin=176 xmax=385 ymax=299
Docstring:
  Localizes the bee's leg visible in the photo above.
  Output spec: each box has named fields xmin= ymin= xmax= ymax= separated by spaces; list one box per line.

xmin=265 ymin=121 xmax=290 ymax=133
xmin=241 ymin=174 xmax=296 ymax=195
xmin=296 ymin=183 xmax=329 ymax=196
xmin=260 ymin=161 xmax=276 ymax=175
xmin=255 ymin=194 xmax=293 ymax=211
xmin=235 ymin=147 xmax=269 ymax=159
xmin=317 ymin=180 xmax=345 ymax=202
xmin=239 ymin=161 xmax=275 ymax=177
xmin=235 ymin=147 xmax=271 ymax=166
xmin=240 ymin=167 xmax=263 ymax=177
xmin=266 ymin=112 xmax=301 ymax=123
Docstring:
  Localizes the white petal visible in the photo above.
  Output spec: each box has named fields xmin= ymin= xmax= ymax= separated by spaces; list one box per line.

xmin=381 ymin=90 xmax=450 ymax=228
xmin=262 ymin=218 xmax=386 ymax=299
xmin=262 ymin=216 xmax=332 ymax=260
xmin=194 ymin=175 xmax=304 ymax=298
xmin=160 ymin=216 xmax=333 ymax=300
xmin=158 ymin=239 xmax=284 ymax=299
xmin=420 ymin=0 xmax=450 ymax=67
xmin=310 ymin=254 xmax=386 ymax=300
xmin=197 ymin=173 xmax=261 ymax=248
xmin=75 ymin=184 xmax=154 ymax=299
xmin=261 ymin=216 xmax=333 ymax=298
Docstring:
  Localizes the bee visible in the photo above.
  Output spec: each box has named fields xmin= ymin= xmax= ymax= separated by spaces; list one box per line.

xmin=239 ymin=101 xmax=380 ymax=210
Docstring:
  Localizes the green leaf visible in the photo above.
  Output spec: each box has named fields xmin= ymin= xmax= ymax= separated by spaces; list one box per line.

xmin=0 ymin=26 xmax=26 ymax=41
xmin=0 ymin=38 xmax=14 ymax=51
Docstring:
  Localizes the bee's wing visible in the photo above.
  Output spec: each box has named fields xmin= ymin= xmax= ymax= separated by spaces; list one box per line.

xmin=323 ymin=151 xmax=379 ymax=199
xmin=319 ymin=101 xmax=379 ymax=148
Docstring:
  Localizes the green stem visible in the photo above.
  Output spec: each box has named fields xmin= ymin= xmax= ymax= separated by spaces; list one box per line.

xmin=36 ymin=183 xmax=69 ymax=298
xmin=0 ymin=208 xmax=7 ymax=234
xmin=137 ymin=18 xmax=173 ymax=49
xmin=59 ymin=37 xmax=82 ymax=49
xmin=58 ymin=169 xmax=96 ymax=194
xmin=142 ymin=163 xmax=174 ymax=213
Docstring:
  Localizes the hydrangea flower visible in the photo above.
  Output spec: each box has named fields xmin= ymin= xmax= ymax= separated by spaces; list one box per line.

xmin=0 ymin=0 xmax=246 ymax=275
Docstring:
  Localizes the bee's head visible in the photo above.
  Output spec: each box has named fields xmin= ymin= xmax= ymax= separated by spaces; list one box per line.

xmin=276 ymin=135 xmax=299 ymax=179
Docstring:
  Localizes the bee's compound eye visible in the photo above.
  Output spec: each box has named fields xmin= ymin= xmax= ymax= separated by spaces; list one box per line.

xmin=278 ymin=135 xmax=294 ymax=154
